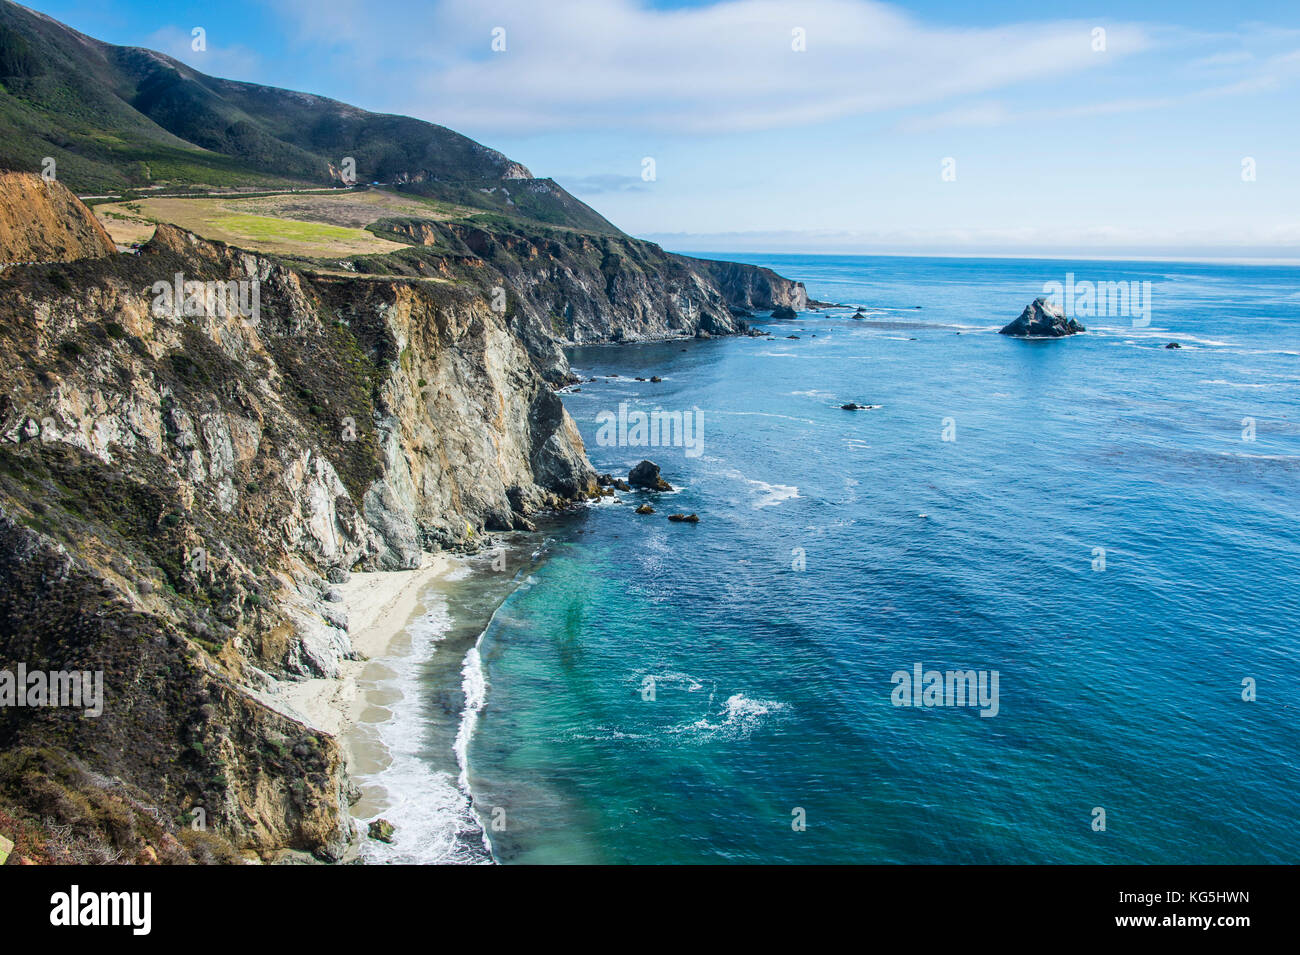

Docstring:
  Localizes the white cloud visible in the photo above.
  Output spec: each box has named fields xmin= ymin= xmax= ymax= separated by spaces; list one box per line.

xmin=143 ymin=26 xmax=263 ymax=80
xmin=269 ymin=0 xmax=1151 ymax=134
xmin=900 ymin=44 xmax=1300 ymax=132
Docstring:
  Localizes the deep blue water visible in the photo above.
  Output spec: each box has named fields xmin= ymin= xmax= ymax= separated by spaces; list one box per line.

xmin=463 ymin=254 xmax=1300 ymax=864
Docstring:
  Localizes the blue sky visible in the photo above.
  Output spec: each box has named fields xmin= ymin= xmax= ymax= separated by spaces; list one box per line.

xmin=27 ymin=0 xmax=1300 ymax=258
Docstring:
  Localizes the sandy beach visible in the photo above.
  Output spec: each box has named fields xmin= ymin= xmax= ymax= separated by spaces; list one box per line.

xmin=270 ymin=552 xmax=453 ymax=740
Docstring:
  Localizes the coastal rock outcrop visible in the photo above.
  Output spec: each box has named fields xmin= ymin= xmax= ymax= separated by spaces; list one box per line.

xmin=629 ymin=460 xmax=673 ymax=491
xmin=369 ymin=221 xmax=806 ymax=365
xmin=999 ymin=297 xmax=1085 ymax=338
xmin=684 ymin=258 xmax=808 ymax=313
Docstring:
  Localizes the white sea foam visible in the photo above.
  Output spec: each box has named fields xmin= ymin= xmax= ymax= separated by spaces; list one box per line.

xmin=1199 ymin=379 xmax=1276 ymax=389
xmin=358 ymin=597 xmax=488 ymax=865
xmin=672 ymin=693 xmax=788 ymax=742
xmin=712 ymin=409 xmax=818 ymax=425
xmin=634 ymin=669 xmax=706 ymax=692
xmin=1215 ymin=451 xmax=1300 ymax=462
xmin=454 ymin=634 xmax=498 ymax=859
xmin=749 ymin=478 xmax=800 ymax=507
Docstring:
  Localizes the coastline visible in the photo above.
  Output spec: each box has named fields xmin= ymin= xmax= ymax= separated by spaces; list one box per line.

xmin=268 ymin=552 xmax=454 ymax=741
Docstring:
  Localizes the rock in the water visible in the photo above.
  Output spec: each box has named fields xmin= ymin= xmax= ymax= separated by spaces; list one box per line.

xmin=368 ymin=819 xmax=396 ymax=843
xmin=841 ymin=403 xmax=863 ymax=410
xmin=771 ymin=304 xmax=798 ymax=319
xmin=999 ymin=297 xmax=1084 ymax=337
xmin=650 ymin=376 xmax=663 ymax=383
xmin=1165 ymin=342 xmax=1181 ymax=349
xmin=629 ymin=460 xmax=673 ymax=491
xmin=635 ymin=504 xmax=655 ymax=514
xmin=667 ymin=513 xmax=700 ymax=523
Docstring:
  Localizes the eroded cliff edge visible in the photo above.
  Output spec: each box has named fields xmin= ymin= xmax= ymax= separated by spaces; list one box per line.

xmin=0 ymin=172 xmax=805 ymax=863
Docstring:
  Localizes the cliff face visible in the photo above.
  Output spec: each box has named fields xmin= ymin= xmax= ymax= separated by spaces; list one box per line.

xmin=685 ymin=257 xmax=810 ymax=313
xmin=369 ymin=219 xmax=809 ymax=361
xmin=0 ymin=171 xmax=117 ymax=264
xmin=0 ymin=183 xmax=595 ymax=862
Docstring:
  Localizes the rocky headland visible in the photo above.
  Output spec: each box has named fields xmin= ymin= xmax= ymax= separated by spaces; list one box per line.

xmin=0 ymin=169 xmax=805 ymax=864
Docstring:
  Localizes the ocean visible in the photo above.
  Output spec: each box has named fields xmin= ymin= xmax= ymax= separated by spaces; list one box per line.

xmin=371 ymin=254 xmax=1300 ymax=864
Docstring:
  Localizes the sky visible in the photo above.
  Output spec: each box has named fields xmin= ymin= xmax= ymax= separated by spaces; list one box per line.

xmin=26 ymin=0 xmax=1300 ymax=259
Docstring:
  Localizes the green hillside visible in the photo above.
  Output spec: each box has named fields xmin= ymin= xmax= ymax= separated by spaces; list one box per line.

xmin=0 ymin=1 xmax=621 ymax=234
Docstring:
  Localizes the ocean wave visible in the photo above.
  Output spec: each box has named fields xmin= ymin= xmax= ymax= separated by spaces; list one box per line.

xmin=1092 ymin=326 xmax=1239 ymax=348
xmin=631 ymin=669 xmax=707 ymax=693
xmin=712 ymin=410 xmax=818 ymax=425
xmin=1215 ymin=451 xmax=1300 ymax=462
xmin=1199 ymin=379 xmax=1276 ymax=389
xmin=358 ymin=599 xmax=490 ymax=865
xmin=453 ymin=643 xmax=494 ymax=859
xmin=670 ymin=693 xmax=789 ymax=742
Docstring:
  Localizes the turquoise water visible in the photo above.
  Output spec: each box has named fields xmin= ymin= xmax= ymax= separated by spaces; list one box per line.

xmin=463 ymin=255 xmax=1300 ymax=864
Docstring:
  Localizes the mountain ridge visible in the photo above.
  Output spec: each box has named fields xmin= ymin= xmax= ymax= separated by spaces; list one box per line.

xmin=0 ymin=0 xmax=620 ymax=233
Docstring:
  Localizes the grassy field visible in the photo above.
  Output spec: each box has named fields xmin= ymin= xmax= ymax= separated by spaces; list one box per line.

xmin=93 ymin=190 xmax=473 ymax=258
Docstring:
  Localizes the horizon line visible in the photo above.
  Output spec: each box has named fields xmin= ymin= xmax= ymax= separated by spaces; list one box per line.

xmin=655 ymin=247 xmax=1300 ymax=267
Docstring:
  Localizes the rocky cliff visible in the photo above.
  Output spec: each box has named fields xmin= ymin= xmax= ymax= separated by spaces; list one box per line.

xmin=0 ymin=178 xmax=597 ymax=862
xmin=0 ymin=172 xmax=116 ymax=264
xmin=366 ymin=218 xmax=808 ymax=360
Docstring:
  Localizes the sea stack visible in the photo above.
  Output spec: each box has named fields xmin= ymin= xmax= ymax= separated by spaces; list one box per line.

xmin=999 ymin=297 xmax=1085 ymax=338
xmin=629 ymin=460 xmax=673 ymax=491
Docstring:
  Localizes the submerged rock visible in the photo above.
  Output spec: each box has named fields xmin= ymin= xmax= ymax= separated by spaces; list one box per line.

xmin=1165 ymin=342 xmax=1181 ymax=349
xmin=667 ymin=513 xmax=699 ymax=523
xmin=999 ymin=297 xmax=1084 ymax=337
xmin=629 ymin=460 xmax=673 ymax=491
